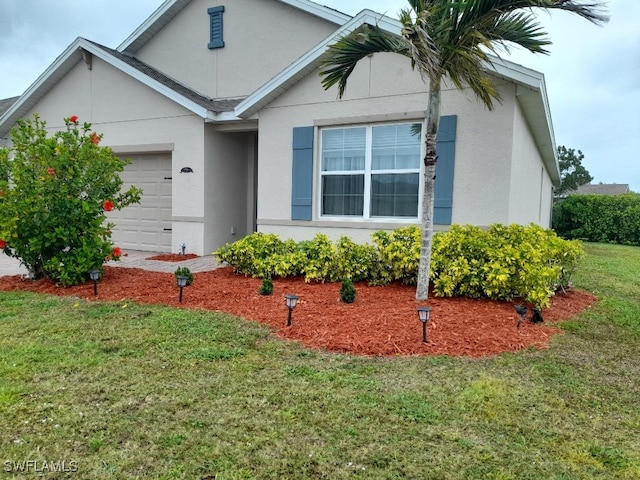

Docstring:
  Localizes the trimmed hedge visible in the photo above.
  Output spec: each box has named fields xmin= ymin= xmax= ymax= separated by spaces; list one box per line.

xmin=214 ymin=224 xmax=583 ymax=308
xmin=553 ymin=193 xmax=640 ymax=245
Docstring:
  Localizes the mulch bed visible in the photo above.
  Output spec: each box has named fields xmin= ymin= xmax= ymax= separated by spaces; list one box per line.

xmin=0 ymin=266 xmax=596 ymax=358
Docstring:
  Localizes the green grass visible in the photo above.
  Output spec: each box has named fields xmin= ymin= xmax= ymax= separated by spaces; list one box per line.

xmin=0 ymin=242 xmax=639 ymax=479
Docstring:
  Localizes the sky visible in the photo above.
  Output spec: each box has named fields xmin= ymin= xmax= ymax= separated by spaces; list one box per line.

xmin=1 ymin=0 xmax=638 ymax=191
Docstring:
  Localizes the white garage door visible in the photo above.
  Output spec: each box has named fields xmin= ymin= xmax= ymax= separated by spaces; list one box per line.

xmin=107 ymin=153 xmax=172 ymax=252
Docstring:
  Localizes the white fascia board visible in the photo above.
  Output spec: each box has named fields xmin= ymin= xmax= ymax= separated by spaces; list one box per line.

xmin=0 ymin=37 xmax=211 ymax=136
xmin=276 ymin=0 xmax=351 ymax=25
xmin=234 ymin=9 xmax=402 ymax=118
xmin=118 ymin=0 xmax=186 ymax=53
xmin=0 ymin=38 xmax=85 ymax=136
xmin=82 ymin=42 xmax=210 ymax=119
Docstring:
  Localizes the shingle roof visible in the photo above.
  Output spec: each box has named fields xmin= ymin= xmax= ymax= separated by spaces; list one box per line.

xmin=570 ymin=184 xmax=630 ymax=195
xmin=0 ymin=97 xmax=19 ymax=118
xmin=87 ymin=40 xmax=244 ymax=113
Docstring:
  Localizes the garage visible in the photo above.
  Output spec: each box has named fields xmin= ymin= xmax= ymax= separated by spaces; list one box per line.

xmin=107 ymin=153 xmax=172 ymax=252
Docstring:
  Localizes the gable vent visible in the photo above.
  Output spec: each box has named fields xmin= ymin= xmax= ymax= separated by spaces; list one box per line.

xmin=208 ymin=6 xmax=225 ymax=49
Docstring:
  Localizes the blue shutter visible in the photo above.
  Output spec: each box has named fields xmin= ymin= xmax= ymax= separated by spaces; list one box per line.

xmin=434 ymin=115 xmax=457 ymax=225
xmin=208 ymin=6 xmax=225 ymax=49
xmin=291 ymin=127 xmax=314 ymax=220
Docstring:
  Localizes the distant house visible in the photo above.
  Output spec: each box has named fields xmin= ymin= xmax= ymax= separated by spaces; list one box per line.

xmin=0 ymin=0 xmax=560 ymax=255
xmin=568 ymin=184 xmax=631 ymax=196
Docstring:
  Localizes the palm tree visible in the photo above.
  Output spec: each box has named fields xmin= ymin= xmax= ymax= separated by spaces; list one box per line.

xmin=320 ymin=0 xmax=608 ymax=301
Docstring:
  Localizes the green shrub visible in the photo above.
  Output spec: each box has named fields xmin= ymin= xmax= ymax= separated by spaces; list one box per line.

xmin=259 ymin=277 xmax=273 ymax=295
xmin=553 ymin=193 xmax=640 ymax=245
xmin=339 ymin=278 xmax=357 ymax=303
xmin=214 ymin=233 xmax=297 ymax=277
xmin=430 ymin=224 xmax=583 ymax=308
xmin=174 ymin=266 xmax=194 ymax=286
xmin=371 ymin=225 xmax=421 ymax=285
xmin=214 ymin=224 xmax=582 ymax=308
xmin=0 ymin=115 xmax=141 ymax=285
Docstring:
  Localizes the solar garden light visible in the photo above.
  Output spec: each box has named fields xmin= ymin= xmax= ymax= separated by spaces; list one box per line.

xmin=417 ymin=306 xmax=433 ymax=343
xmin=88 ymin=269 xmax=101 ymax=296
xmin=176 ymin=275 xmax=189 ymax=303
xmin=284 ymin=294 xmax=299 ymax=326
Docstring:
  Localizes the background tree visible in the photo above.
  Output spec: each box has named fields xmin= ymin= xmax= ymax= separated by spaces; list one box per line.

xmin=320 ymin=0 xmax=608 ymax=300
xmin=556 ymin=145 xmax=593 ymax=195
xmin=0 ymin=115 xmax=141 ymax=286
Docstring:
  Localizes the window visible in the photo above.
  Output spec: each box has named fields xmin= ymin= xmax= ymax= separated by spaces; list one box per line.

xmin=320 ymin=123 xmax=422 ymax=218
xmin=208 ymin=6 xmax=225 ymax=49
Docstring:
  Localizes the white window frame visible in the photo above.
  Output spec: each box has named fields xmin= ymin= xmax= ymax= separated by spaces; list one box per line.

xmin=318 ymin=121 xmax=424 ymax=221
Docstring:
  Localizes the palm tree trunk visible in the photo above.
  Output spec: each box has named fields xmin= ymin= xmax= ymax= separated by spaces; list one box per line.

xmin=416 ymin=77 xmax=442 ymax=301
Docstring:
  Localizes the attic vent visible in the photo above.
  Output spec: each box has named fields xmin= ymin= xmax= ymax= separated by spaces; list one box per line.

xmin=208 ymin=6 xmax=225 ymax=49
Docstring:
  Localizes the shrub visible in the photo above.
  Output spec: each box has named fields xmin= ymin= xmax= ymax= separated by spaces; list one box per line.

xmin=371 ymin=225 xmax=421 ymax=284
xmin=259 ymin=277 xmax=273 ymax=295
xmin=0 ymin=115 xmax=141 ymax=285
xmin=339 ymin=278 xmax=357 ymax=303
xmin=174 ymin=266 xmax=194 ymax=286
xmin=430 ymin=224 xmax=583 ymax=308
xmin=214 ymin=224 xmax=582 ymax=308
xmin=553 ymin=193 xmax=640 ymax=245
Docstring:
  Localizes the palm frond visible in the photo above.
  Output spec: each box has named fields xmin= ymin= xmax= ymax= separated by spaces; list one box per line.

xmin=320 ymin=25 xmax=410 ymax=97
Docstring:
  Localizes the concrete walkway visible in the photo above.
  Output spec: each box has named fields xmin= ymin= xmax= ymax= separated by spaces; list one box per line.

xmin=0 ymin=250 xmax=221 ymax=277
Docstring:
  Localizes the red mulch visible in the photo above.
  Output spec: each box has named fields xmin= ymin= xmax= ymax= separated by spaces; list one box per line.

xmin=0 ymin=266 xmax=596 ymax=358
xmin=145 ymin=253 xmax=200 ymax=261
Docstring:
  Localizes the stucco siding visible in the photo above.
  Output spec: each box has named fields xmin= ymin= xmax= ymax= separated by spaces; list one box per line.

xmin=24 ymin=56 xmax=210 ymax=254
xmin=508 ymin=100 xmax=553 ymax=226
xmin=256 ymin=52 xmax=520 ymax=241
xmin=203 ymin=126 xmax=254 ymax=252
xmin=135 ymin=0 xmax=339 ymax=99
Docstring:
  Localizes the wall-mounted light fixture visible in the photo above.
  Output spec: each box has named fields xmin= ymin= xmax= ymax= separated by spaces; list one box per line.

xmin=180 ymin=167 xmax=194 ymax=173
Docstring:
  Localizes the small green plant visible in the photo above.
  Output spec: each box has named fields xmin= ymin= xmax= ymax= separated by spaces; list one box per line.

xmin=259 ymin=277 xmax=273 ymax=295
xmin=339 ymin=278 xmax=356 ymax=303
xmin=174 ymin=266 xmax=194 ymax=286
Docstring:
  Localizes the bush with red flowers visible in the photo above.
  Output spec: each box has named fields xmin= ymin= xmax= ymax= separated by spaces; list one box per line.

xmin=0 ymin=114 xmax=141 ymax=286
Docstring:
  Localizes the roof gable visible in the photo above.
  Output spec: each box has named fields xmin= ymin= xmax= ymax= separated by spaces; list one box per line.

xmin=233 ymin=8 xmax=559 ymax=184
xmin=118 ymin=0 xmax=350 ymax=55
xmin=570 ymin=184 xmax=630 ymax=195
xmin=0 ymin=37 xmax=240 ymax=137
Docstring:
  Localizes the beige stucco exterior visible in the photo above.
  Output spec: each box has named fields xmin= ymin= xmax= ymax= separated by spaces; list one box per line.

xmin=254 ymin=51 xmax=555 ymax=243
xmin=0 ymin=0 xmax=558 ymax=255
xmin=135 ymin=0 xmax=339 ymax=99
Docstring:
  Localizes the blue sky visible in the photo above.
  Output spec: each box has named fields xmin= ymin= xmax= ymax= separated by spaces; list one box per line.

xmin=1 ymin=0 xmax=638 ymax=191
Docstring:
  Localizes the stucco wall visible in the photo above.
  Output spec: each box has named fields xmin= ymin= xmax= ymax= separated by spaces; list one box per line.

xmin=135 ymin=0 xmax=339 ymax=99
xmin=508 ymin=100 xmax=554 ymax=226
xmin=25 ymin=56 xmax=210 ymax=254
xmin=203 ymin=126 xmax=255 ymax=252
xmin=255 ymin=52 xmax=523 ymax=242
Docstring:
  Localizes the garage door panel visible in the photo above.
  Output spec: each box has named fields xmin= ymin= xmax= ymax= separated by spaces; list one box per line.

xmin=108 ymin=153 xmax=172 ymax=252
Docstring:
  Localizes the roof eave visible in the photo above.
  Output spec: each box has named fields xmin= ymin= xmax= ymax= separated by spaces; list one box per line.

xmin=119 ymin=0 xmax=351 ymax=56
xmin=234 ymin=9 xmax=399 ymax=118
xmin=0 ymin=38 xmax=214 ymax=138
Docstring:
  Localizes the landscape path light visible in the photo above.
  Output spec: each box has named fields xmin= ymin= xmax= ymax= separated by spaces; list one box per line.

xmin=284 ymin=294 xmax=299 ymax=326
xmin=88 ymin=269 xmax=101 ymax=296
xmin=176 ymin=275 xmax=189 ymax=303
xmin=417 ymin=306 xmax=432 ymax=343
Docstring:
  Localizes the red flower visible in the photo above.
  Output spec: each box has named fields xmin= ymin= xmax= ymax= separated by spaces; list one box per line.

xmin=90 ymin=132 xmax=100 ymax=145
xmin=103 ymin=200 xmax=114 ymax=212
xmin=47 ymin=168 xmax=55 ymax=175
xmin=0 ymin=239 xmax=6 ymax=249
xmin=69 ymin=115 xmax=78 ymax=123
xmin=112 ymin=247 xmax=122 ymax=258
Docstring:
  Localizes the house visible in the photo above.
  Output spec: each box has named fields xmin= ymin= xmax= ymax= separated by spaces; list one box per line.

xmin=568 ymin=183 xmax=630 ymax=196
xmin=0 ymin=0 xmax=559 ymax=256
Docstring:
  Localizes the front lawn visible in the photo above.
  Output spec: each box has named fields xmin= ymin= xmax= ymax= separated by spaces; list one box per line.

xmin=0 ymin=243 xmax=638 ymax=479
